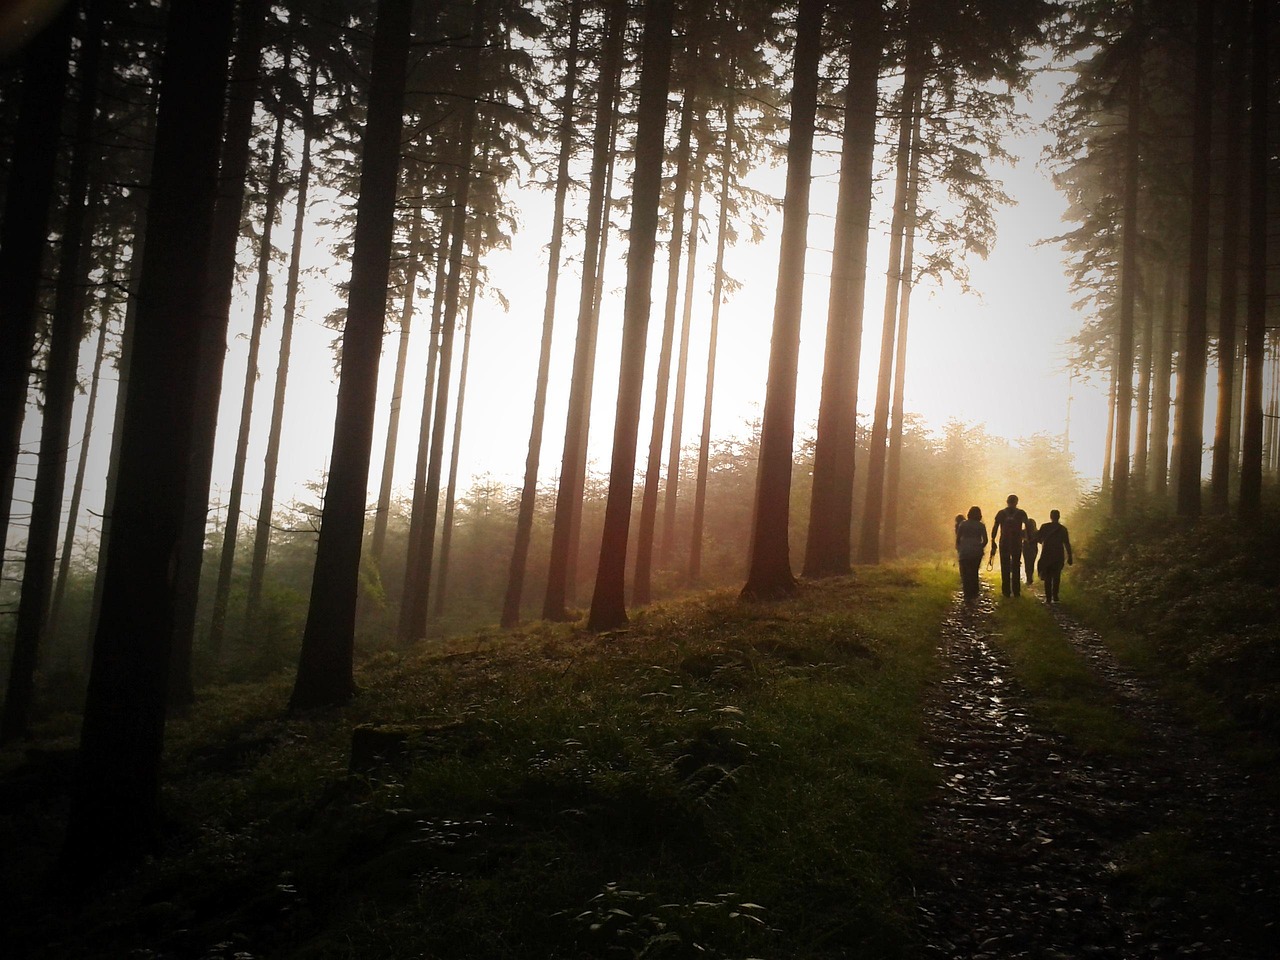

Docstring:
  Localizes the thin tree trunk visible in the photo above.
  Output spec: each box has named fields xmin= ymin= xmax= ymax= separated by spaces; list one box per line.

xmin=1133 ymin=289 xmax=1153 ymax=490
xmin=501 ymin=1 xmax=581 ymax=627
xmin=0 ymin=6 xmax=72 ymax=585
xmin=660 ymin=147 xmax=705 ymax=565
xmin=432 ymin=249 xmax=480 ymax=619
xmin=690 ymin=79 xmax=736 ymax=585
xmin=803 ymin=0 xmax=880 ymax=578
xmin=168 ymin=0 xmax=270 ymax=706
xmin=1102 ymin=361 xmax=1116 ymax=496
xmin=882 ymin=97 xmax=923 ymax=560
xmin=245 ymin=66 xmax=317 ymax=632
xmin=290 ymin=0 xmax=412 ymax=710
xmin=543 ymin=0 xmax=626 ymax=621
xmin=1111 ymin=21 xmax=1143 ymax=516
xmin=856 ymin=52 xmax=920 ymax=565
xmin=1238 ymin=0 xmax=1270 ymax=517
xmin=63 ymin=0 xmax=234 ymax=878
xmin=739 ymin=0 xmax=824 ymax=599
xmin=2 ymin=3 xmax=103 ymax=742
xmin=371 ymin=184 xmax=427 ymax=566
xmin=208 ymin=94 xmax=290 ymax=656
xmin=1150 ymin=267 xmax=1176 ymax=496
xmin=634 ymin=83 xmax=697 ymax=607
xmin=1173 ymin=0 xmax=1214 ymax=518
xmin=585 ymin=0 xmax=678 ymax=630
xmin=397 ymin=1 xmax=484 ymax=645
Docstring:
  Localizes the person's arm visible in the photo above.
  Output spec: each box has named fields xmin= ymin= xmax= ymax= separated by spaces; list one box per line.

xmin=1064 ymin=526 xmax=1073 ymax=565
xmin=989 ymin=510 xmax=1000 ymax=554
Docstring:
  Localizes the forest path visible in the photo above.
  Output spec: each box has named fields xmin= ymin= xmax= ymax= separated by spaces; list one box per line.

xmin=910 ymin=586 xmax=1280 ymax=959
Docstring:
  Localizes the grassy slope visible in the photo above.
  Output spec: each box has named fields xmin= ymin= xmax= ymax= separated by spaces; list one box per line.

xmin=4 ymin=565 xmax=955 ymax=960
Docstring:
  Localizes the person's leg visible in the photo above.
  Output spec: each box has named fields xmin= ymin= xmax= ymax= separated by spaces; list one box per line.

xmin=1045 ymin=564 xmax=1061 ymax=602
xmin=960 ymin=558 xmax=975 ymax=597
xmin=1002 ymin=545 xmax=1020 ymax=595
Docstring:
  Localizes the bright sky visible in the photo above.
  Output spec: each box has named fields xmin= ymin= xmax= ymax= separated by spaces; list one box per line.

xmin=18 ymin=62 xmax=1130 ymax=567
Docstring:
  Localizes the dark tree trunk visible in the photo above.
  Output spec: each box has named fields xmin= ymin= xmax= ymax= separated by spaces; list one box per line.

xmin=633 ymin=84 xmax=697 ymax=607
xmin=1239 ymin=0 xmax=1270 ymax=517
xmin=168 ymin=0 xmax=269 ymax=705
xmin=856 ymin=54 xmax=920 ymax=565
xmin=502 ymin=2 xmax=580 ymax=628
xmin=1173 ymin=0 xmax=1215 ymax=518
xmin=803 ymin=0 xmax=880 ymax=578
xmin=1111 ymin=27 xmax=1143 ymax=516
xmin=1133 ymin=289 xmax=1154 ymax=489
xmin=371 ymin=183 xmax=427 ymax=567
xmin=689 ymin=79 xmax=736 ymax=585
xmin=245 ymin=67 xmax=317 ymax=632
xmin=1101 ymin=360 xmax=1116 ymax=497
xmin=2 ymin=2 xmax=104 ymax=743
xmin=1150 ymin=268 xmax=1176 ymax=496
xmin=739 ymin=0 xmax=824 ymax=599
xmin=585 ymin=0 xmax=678 ymax=630
xmin=61 ymin=0 xmax=235 ymax=878
xmin=1210 ymin=0 xmax=1248 ymax=510
xmin=0 ymin=6 xmax=72 ymax=585
xmin=209 ymin=94 xmax=290 ymax=656
xmin=397 ymin=5 xmax=484 ymax=644
xmin=289 ymin=0 xmax=413 ymax=710
xmin=543 ymin=0 xmax=626 ymax=621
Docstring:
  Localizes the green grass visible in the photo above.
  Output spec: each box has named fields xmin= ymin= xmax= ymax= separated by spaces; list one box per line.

xmin=3 ymin=564 xmax=955 ymax=960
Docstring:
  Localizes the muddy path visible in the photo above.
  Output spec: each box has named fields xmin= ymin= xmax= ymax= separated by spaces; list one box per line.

xmin=911 ymin=587 xmax=1280 ymax=959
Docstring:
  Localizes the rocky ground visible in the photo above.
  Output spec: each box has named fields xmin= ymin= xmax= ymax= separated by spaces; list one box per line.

xmin=912 ymin=587 xmax=1280 ymax=959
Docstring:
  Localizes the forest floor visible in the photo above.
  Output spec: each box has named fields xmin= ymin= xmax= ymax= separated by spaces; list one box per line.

xmin=2 ymin=563 xmax=1278 ymax=958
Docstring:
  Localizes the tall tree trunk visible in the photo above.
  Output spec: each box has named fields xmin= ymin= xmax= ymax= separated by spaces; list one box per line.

xmin=168 ymin=0 xmax=270 ymax=706
xmin=397 ymin=1 xmax=484 ymax=645
xmin=432 ymin=249 xmax=480 ymax=619
xmin=1174 ymin=0 xmax=1214 ymax=518
xmin=739 ymin=0 xmax=824 ymax=599
xmin=633 ymin=83 xmax=697 ymax=607
xmin=1111 ymin=22 xmax=1143 ymax=516
xmin=1150 ymin=267 xmax=1176 ymax=496
xmin=803 ymin=0 xmax=880 ymax=578
xmin=882 ymin=98 xmax=923 ymax=560
xmin=245 ymin=67 xmax=317 ymax=632
xmin=289 ymin=0 xmax=412 ymax=710
xmin=660 ymin=148 xmax=706 ymax=565
xmin=62 ymin=0 xmax=235 ymax=878
xmin=1133 ymin=290 xmax=1154 ymax=489
xmin=855 ymin=52 xmax=920 ymax=565
xmin=1239 ymin=0 xmax=1270 ymax=517
xmin=1101 ymin=360 xmax=1116 ymax=496
xmin=585 ymin=0 xmax=678 ymax=630
xmin=371 ymin=184 xmax=427 ymax=566
xmin=0 ymin=6 xmax=72 ymax=585
xmin=502 ymin=2 xmax=581 ymax=628
xmin=543 ymin=0 xmax=626 ymax=621
xmin=689 ymin=78 xmax=736 ymax=585
xmin=2 ymin=2 xmax=104 ymax=743
xmin=208 ymin=94 xmax=290 ymax=657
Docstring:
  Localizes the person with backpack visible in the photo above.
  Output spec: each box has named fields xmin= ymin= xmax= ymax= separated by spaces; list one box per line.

xmin=1036 ymin=508 xmax=1074 ymax=603
xmin=1022 ymin=517 xmax=1039 ymax=584
xmin=989 ymin=493 xmax=1029 ymax=597
xmin=955 ymin=506 xmax=988 ymax=600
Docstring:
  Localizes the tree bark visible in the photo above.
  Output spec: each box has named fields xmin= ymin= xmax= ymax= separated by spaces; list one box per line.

xmin=502 ymin=1 xmax=581 ymax=627
xmin=585 ymin=0 xmax=678 ymax=630
xmin=208 ymin=92 xmax=290 ymax=657
xmin=633 ymin=83 xmax=697 ymax=607
xmin=0 ymin=6 xmax=72 ymax=586
xmin=62 ymin=0 xmax=235 ymax=878
xmin=1238 ymin=0 xmax=1270 ymax=517
xmin=1173 ymin=0 xmax=1214 ymax=518
xmin=803 ymin=0 xmax=880 ymax=578
xmin=245 ymin=66 xmax=317 ymax=632
xmin=739 ymin=0 xmax=824 ymax=598
xmin=855 ymin=51 xmax=920 ymax=565
xmin=543 ymin=0 xmax=626 ymax=621
xmin=1133 ymin=287 xmax=1153 ymax=489
xmin=1150 ymin=267 xmax=1176 ymax=496
xmin=290 ymin=0 xmax=413 ymax=710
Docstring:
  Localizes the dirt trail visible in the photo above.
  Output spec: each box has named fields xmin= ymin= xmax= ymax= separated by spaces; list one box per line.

xmin=911 ymin=587 xmax=1280 ymax=959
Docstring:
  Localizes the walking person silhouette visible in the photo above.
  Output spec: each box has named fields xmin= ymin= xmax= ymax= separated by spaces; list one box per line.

xmin=989 ymin=494 xmax=1028 ymax=597
xmin=1036 ymin=509 xmax=1073 ymax=603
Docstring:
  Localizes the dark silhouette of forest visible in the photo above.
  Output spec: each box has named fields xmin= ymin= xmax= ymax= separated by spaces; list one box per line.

xmin=0 ymin=0 xmax=1277 ymax=937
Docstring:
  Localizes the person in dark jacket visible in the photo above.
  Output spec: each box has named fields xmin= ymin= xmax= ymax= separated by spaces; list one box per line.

xmin=1036 ymin=509 xmax=1073 ymax=603
xmin=989 ymin=494 xmax=1028 ymax=597
xmin=955 ymin=506 xmax=988 ymax=600
xmin=1022 ymin=517 xmax=1039 ymax=584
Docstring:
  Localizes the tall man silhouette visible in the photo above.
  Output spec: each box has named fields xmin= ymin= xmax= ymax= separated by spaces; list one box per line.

xmin=990 ymin=494 xmax=1028 ymax=597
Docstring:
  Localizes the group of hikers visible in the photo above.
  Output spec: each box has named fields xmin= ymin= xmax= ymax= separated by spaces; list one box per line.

xmin=954 ymin=494 xmax=1073 ymax=602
